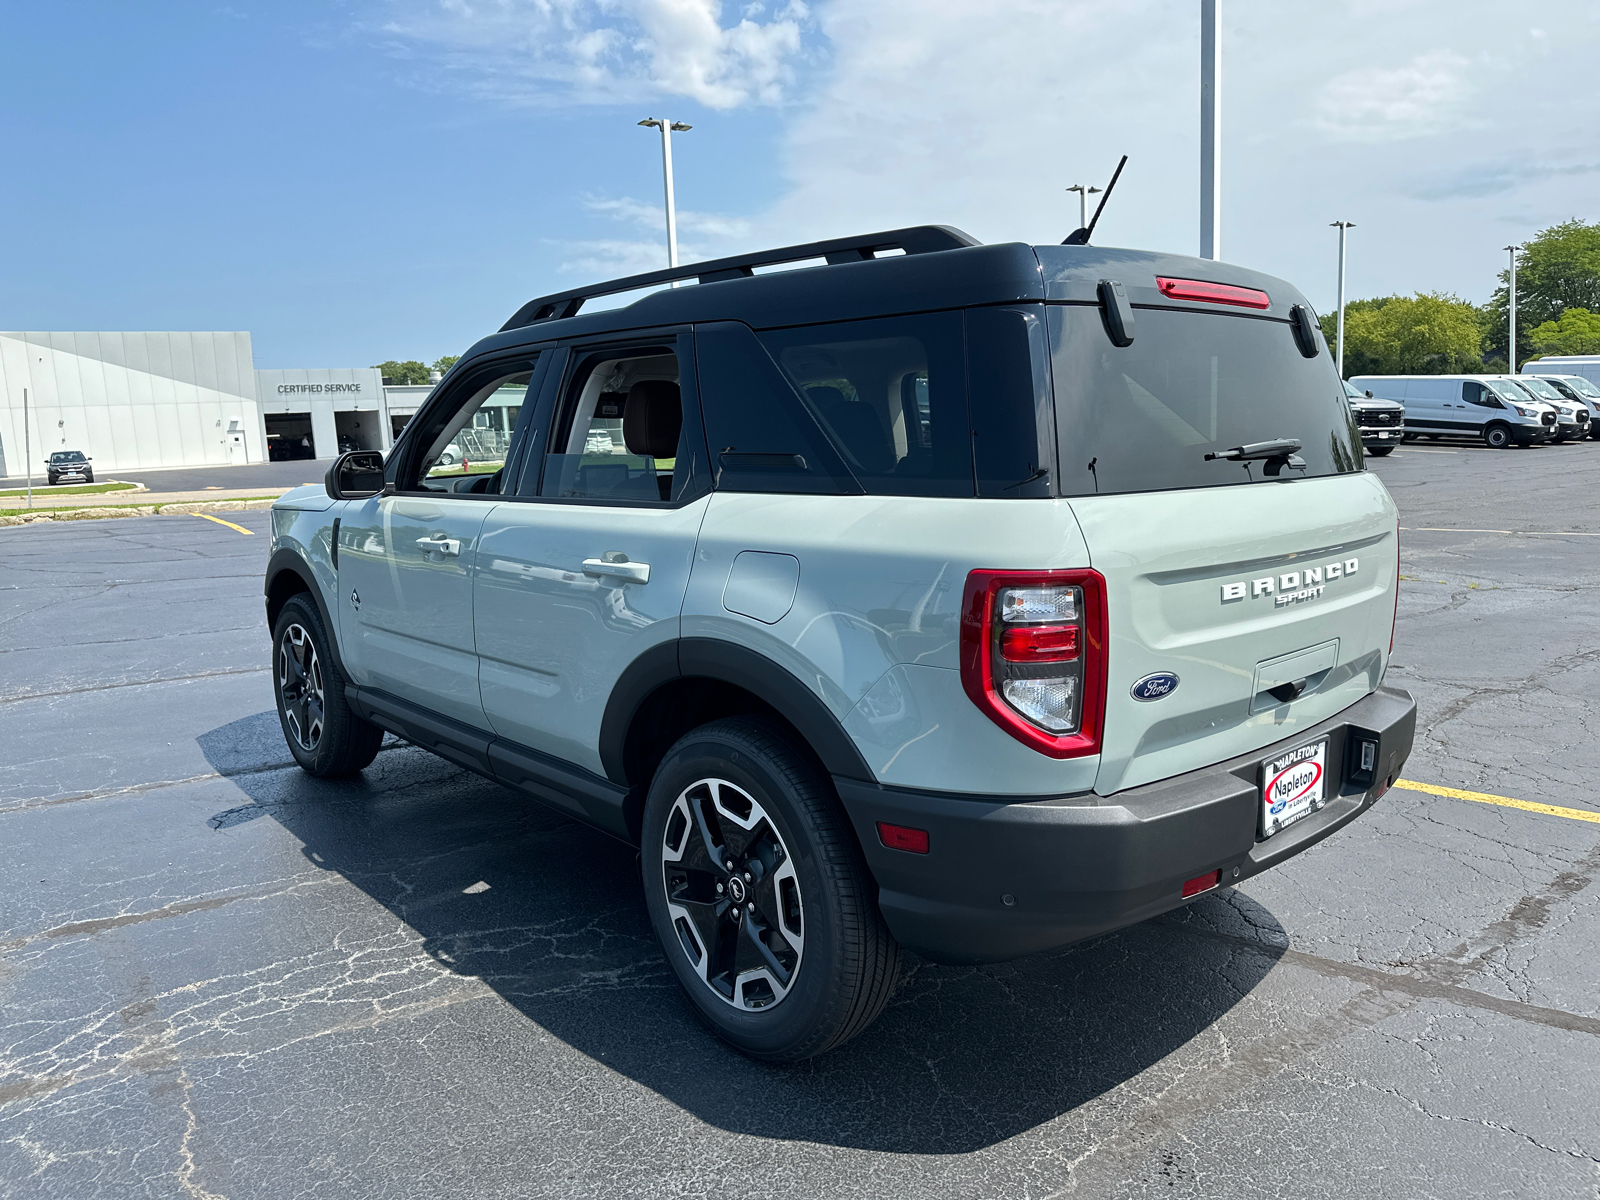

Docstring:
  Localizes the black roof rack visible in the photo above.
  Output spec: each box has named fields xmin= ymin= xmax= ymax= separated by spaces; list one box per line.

xmin=499 ymin=224 xmax=981 ymax=332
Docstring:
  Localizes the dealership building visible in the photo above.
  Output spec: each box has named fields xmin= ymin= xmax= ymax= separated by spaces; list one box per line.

xmin=0 ymin=330 xmax=428 ymax=477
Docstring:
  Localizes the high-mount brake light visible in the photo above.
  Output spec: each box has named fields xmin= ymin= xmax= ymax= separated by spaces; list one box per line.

xmin=1155 ymin=276 xmax=1271 ymax=310
xmin=960 ymin=569 xmax=1107 ymax=758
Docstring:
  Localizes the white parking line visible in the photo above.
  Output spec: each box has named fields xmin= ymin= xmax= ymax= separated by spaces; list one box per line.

xmin=1392 ymin=448 xmax=1459 ymax=454
xmin=1401 ymin=526 xmax=1600 ymax=537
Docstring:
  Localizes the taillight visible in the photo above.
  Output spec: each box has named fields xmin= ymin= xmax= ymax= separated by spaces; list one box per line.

xmin=960 ymin=569 xmax=1108 ymax=758
xmin=1155 ymin=276 xmax=1271 ymax=309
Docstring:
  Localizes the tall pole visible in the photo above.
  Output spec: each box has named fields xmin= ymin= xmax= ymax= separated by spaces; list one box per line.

xmin=1200 ymin=0 xmax=1221 ymax=260
xmin=638 ymin=118 xmax=693 ymax=274
xmin=1331 ymin=221 xmax=1355 ymax=378
xmin=23 ymin=387 xmax=31 ymax=509
xmin=1504 ymin=244 xmax=1521 ymax=371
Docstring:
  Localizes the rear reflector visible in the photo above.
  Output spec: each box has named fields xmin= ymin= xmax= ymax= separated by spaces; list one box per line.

xmin=1181 ymin=870 xmax=1221 ymax=899
xmin=877 ymin=822 xmax=930 ymax=854
xmin=1156 ymin=276 xmax=1271 ymax=309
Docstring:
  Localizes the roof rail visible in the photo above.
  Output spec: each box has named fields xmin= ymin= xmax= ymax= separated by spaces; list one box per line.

xmin=499 ymin=224 xmax=981 ymax=332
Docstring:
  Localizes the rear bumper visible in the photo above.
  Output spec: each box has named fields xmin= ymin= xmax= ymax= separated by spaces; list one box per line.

xmin=836 ymin=685 xmax=1416 ymax=964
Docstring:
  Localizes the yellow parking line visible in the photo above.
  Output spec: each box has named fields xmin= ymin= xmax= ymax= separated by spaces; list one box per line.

xmin=192 ymin=512 xmax=254 ymax=536
xmin=1394 ymin=779 xmax=1600 ymax=825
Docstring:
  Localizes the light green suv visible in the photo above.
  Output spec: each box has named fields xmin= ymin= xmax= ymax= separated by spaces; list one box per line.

xmin=264 ymin=225 xmax=1416 ymax=1060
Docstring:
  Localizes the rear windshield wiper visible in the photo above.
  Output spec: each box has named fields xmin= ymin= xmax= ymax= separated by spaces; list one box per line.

xmin=1204 ymin=438 xmax=1306 ymax=478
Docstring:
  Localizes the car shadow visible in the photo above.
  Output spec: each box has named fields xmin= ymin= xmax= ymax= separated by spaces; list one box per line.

xmin=200 ymin=712 xmax=1287 ymax=1155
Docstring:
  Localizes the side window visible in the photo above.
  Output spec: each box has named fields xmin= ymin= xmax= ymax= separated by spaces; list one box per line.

xmin=965 ymin=306 xmax=1055 ymax=497
xmin=1461 ymin=381 xmax=1484 ymax=405
xmin=397 ymin=358 xmax=538 ymax=495
xmin=694 ymin=322 xmax=855 ymax=495
xmin=757 ymin=311 xmax=973 ymax=497
xmin=532 ymin=343 xmax=706 ymax=504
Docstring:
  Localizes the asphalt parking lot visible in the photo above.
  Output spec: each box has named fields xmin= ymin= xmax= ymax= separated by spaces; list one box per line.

xmin=4 ymin=439 xmax=1600 ymax=1199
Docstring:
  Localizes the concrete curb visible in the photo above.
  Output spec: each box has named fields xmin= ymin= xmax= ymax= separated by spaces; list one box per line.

xmin=0 ymin=498 xmax=277 ymax=527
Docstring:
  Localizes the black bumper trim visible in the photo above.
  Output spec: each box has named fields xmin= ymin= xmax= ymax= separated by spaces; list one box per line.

xmin=834 ymin=685 xmax=1416 ymax=964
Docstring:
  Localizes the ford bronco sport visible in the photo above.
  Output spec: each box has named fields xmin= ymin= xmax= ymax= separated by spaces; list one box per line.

xmin=265 ymin=226 xmax=1416 ymax=1061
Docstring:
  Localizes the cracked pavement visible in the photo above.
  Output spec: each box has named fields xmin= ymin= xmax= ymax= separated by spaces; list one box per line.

xmin=3 ymin=442 xmax=1600 ymax=1198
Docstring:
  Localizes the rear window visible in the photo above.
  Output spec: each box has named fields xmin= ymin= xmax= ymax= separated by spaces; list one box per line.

xmin=1046 ymin=304 xmax=1361 ymax=497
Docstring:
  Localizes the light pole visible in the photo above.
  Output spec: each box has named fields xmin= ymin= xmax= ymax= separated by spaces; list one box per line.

xmin=1331 ymin=221 xmax=1355 ymax=378
xmin=1200 ymin=0 xmax=1221 ymax=260
xmin=1066 ymin=184 xmax=1102 ymax=231
xmin=22 ymin=387 xmax=31 ymax=509
xmin=1504 ymin=244 xmax=1522 ymax=371
xmin=638 ymin=118 xmax=692 ymax=273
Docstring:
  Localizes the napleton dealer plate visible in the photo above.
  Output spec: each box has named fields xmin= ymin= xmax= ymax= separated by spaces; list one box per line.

xmin=1260 ymin=739 xmax=1328 ymax=838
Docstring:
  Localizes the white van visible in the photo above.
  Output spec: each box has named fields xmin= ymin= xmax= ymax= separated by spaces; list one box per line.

xmin=1350 ymin=375 xmax=1555 ymax=448
xmin=1527 ymin=356 xmax=1600 ymax=393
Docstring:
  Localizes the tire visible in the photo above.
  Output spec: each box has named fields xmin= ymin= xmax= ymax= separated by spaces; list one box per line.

xmin=271 ymin=594 xmax=383 ymax=776
xmin=1484 ymin=423 xmax=1513 ymax=449
xmin=1366 ymin=446 xmax=1393 ymax=457
xmin=641 ymin=716 xmax=902 ymax=1061
xmin=84 ymin=472 xmax=94 ymax=484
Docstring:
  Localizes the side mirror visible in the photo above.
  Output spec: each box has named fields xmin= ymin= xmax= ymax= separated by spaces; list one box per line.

xmin=1364 ymin=390 xmax=1373 ymax=398
xmin=326 ymin=450 xmax=387 ymax=500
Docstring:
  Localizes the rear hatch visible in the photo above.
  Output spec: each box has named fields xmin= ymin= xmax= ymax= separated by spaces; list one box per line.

xmin=1036 ymin=252 xmax=1397 ymax=795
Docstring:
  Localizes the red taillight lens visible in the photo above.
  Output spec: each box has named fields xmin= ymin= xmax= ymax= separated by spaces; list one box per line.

xmin=1181 ymin=870 xmax=1220 ymax=898
xmin=1155 ymin=276 xmax=1271 ymax=309
xmin=960 ymin=569 xmax=1108 ymax=759
xmin=876 ymin=822 xmax=930 ymax=854
xmin=1001 ymin=623 xmax=1079 ymax=662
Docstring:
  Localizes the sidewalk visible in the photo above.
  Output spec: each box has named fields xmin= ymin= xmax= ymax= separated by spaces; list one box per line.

xmin=4 ymin=484 xmax=297 ymax=509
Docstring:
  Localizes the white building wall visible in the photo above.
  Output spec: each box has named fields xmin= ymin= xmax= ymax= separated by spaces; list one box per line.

xmin=0 ymin=331 xmax=260 ymax=476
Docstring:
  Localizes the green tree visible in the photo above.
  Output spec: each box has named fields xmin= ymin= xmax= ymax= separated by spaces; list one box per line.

xmin=373 ymin=360 xmax=430 ymax=385
xmin=1526 ymin=307 xmax=1600 ymax=357
xmin=1323 ymin=293 xmax=1481 ymax=377
xmin=1319 ymin=297 xmax=1395 ymax=377
xmin=1484 ymin=219 xmax=1600 ymax=366
xmin=432 ymin=355 xmax=460 ymax=375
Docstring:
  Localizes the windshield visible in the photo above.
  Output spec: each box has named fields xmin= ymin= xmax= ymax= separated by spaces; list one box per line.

xmin=1517 ymin=377 xmax=1563 ymax=400
xmin=1343 ymin=380 xmax=1365 ymax=399
xmin=1046 ymin=305 xmax=1361 ymax=496
xmin=1561 ymin=375 xmax=1600 ymax=398
xmin=50 ymin=451 xmax=85 ymax=463
xmin=1489 ymin=380 xmax=1537 ymax=403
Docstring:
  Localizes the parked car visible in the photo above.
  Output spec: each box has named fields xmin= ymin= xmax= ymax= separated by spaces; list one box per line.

xmin=1350 ymin=374 xmax=1555 ymax=448
xmin=266 ymin=226 xmax=1415 ymax=1059
xmin=45 ymin=450 xmax=94 ymax=484
xmin=1343 ymin=380 xmax=1404 ymax=456
xmin=1505 ymin=376 xmax=1590 ymax=442
xmin=1521 ymin=372 xmax=1600 ymax=439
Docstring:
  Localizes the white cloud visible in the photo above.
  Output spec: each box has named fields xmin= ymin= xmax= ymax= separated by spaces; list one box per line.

xmin=375 ymin=0 xmax=808 ymax=108
xmin=1312 ymin=50 xmax=1475 ymax=143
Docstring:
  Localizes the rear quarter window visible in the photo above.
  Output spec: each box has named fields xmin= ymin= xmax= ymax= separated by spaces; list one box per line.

xmin=1047 ymin=304 xmax=1362 ymax=497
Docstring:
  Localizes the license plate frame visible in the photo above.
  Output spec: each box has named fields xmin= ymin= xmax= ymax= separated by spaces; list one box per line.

xmin=1259 ymin=738 xmax=1329 ymax=839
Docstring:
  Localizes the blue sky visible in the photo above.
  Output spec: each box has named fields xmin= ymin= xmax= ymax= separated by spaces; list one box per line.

xmin=4 ymin=1 xmax=1598 ymax=368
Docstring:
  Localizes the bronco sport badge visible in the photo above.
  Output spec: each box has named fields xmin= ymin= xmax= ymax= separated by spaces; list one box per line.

xmin=1220 ymin=558 xmax=1359 ymax=608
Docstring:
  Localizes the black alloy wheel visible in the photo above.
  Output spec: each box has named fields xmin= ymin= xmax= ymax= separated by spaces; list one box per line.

xmin=271 ymin=594 xmax=383 ymax=776
xmin=641 ymin=717 xmax=901 ymax=1061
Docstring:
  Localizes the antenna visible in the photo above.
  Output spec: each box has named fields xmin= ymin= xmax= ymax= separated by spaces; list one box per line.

xmin=1062 ymin=155 xmax=1128 ymax=246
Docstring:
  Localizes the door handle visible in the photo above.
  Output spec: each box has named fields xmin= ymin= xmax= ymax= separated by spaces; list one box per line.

xmin=582 ymin=556 xmax=650 ymax=584
xmin=416 ymin=535 xmax=462 ymax=558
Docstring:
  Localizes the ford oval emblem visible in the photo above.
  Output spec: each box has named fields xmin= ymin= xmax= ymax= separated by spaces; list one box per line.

xmin=1131 ymin=672 xmax=1180 ymax=702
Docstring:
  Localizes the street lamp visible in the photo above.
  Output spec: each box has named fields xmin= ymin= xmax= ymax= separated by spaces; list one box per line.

xmin=1504 ymin=244 xmax=1522 ymax=371
xmin=1066 ymin=183 xmax=1102 ymax=231
xmin=1331 ymin=221 xmax=1355 ymax=378
xmin=1200 ymin=0 xmax=1221 ymax=259
xmin=638 ymin=118 xmax=693 ymax=273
